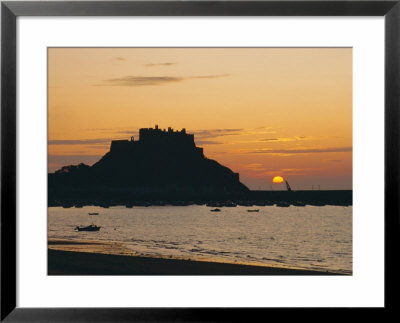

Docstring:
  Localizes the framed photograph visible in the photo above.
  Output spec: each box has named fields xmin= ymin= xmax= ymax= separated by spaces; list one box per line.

xmin=1 ymin=0 xmax=399 ymax=321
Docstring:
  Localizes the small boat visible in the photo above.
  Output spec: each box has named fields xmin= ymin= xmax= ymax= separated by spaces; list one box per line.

xmin=210 ymin=208 xmax=221 ymax=212
xmin=88 ymin=212 xmax=99 ymax=215
xmin=75 ymin=224 xmax=101 ymax=232
xmin=247 ymin=209 xmax=259 ymax=212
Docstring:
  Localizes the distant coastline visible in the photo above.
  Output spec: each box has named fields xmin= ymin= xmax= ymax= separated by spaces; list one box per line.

xmin=48 ymin=189 xmax=352 ymax=208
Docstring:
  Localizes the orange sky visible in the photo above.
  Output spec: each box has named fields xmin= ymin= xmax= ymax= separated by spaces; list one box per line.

xmin=48 ymin=48 xmax=352 ymax=190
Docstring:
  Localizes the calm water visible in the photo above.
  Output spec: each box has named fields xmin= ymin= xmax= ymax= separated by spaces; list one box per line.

xmin=48 ymin=205 xmax=352 ymax=274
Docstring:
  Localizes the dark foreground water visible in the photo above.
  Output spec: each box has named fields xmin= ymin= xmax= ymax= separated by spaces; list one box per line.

xmin=48 ymin=205 xmax=352 ymax=274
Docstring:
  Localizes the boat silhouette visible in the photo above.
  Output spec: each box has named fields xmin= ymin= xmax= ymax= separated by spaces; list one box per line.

xmin=75 ymin=224 xmax=101 ymax=232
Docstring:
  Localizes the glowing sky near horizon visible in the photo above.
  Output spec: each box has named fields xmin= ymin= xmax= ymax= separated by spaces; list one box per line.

xmin=48 ymin=48 xmax=352 ymax=190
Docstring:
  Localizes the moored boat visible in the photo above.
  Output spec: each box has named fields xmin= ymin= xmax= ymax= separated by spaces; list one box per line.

xmin=75 ymin=224 xmax=101 ymax=232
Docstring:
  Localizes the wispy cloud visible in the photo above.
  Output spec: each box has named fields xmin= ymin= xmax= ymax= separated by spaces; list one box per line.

xmin=323 ymin=159 xmax=345 ymax=163
xmin=104 ymin=76 xmax=183 ymax=87
xmin=261 ymin=136 xmax=313 ymax=142
xmin=83 ymin=127 xmax=271 ymax=141
xmin=193 ymin=128 xmax=243 ymax=140
xmin=251 ymin=147 xmax=352 ymax=155
xmin=82 ymin=127 xmax=140 ymax=135
xmin=240 ymin=163 xmax=270 ymax=172
xmin=195 ymin=140 xmax=223 ymax=145
xmin=78 ymin=126 xmax=282 ymax=146
xmin=236 ymin=164 xmax=326 ymax=178
xmin=48 ymin=138 xmax=112 ymax=145
xmin=99 ymin=74 xmax=230 ymax=87
xmin=244 ymin=127 xmax=277 ymax=135
xmin=115 ymin=57 xmax=126 ymax=61
xmin=144 ymin=62 xmax=176 ymax=67
xmin=260 ymin=168 xmax=322 ymax=176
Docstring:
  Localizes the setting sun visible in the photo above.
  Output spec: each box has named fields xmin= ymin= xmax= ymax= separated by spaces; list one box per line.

xmin=272 ymin=176 xmax=284 ymax=183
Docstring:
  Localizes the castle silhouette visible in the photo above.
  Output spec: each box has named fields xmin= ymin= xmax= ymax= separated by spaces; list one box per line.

xmin=110 ymin=125 xmax=205 ymax=161
xmin=49 ymin=125 xmax=249 ymax=204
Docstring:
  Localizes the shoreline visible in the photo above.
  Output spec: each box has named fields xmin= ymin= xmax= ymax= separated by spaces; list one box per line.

xmin=48 ymin=239 xmax=343 ymax=276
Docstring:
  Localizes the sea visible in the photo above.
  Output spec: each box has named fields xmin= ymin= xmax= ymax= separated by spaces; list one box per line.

xmin=48 ymin=205 xmax=352 ymax=274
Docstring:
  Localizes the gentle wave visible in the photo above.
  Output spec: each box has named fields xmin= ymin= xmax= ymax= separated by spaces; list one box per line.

xmin=48 ymin=205 xmax=352 ymax=274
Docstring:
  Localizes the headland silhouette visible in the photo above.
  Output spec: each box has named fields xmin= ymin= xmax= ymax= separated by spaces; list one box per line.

xmin=48 ymin=126 xmax=352 ymax=207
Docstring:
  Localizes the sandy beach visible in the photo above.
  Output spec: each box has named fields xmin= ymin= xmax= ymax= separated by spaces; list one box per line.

xmin=48 ymin=239 xmax=339 ymax=275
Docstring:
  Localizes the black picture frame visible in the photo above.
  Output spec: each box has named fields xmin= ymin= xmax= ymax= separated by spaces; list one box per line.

xmin=1 ymin=0 xmax=399 ymax=321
